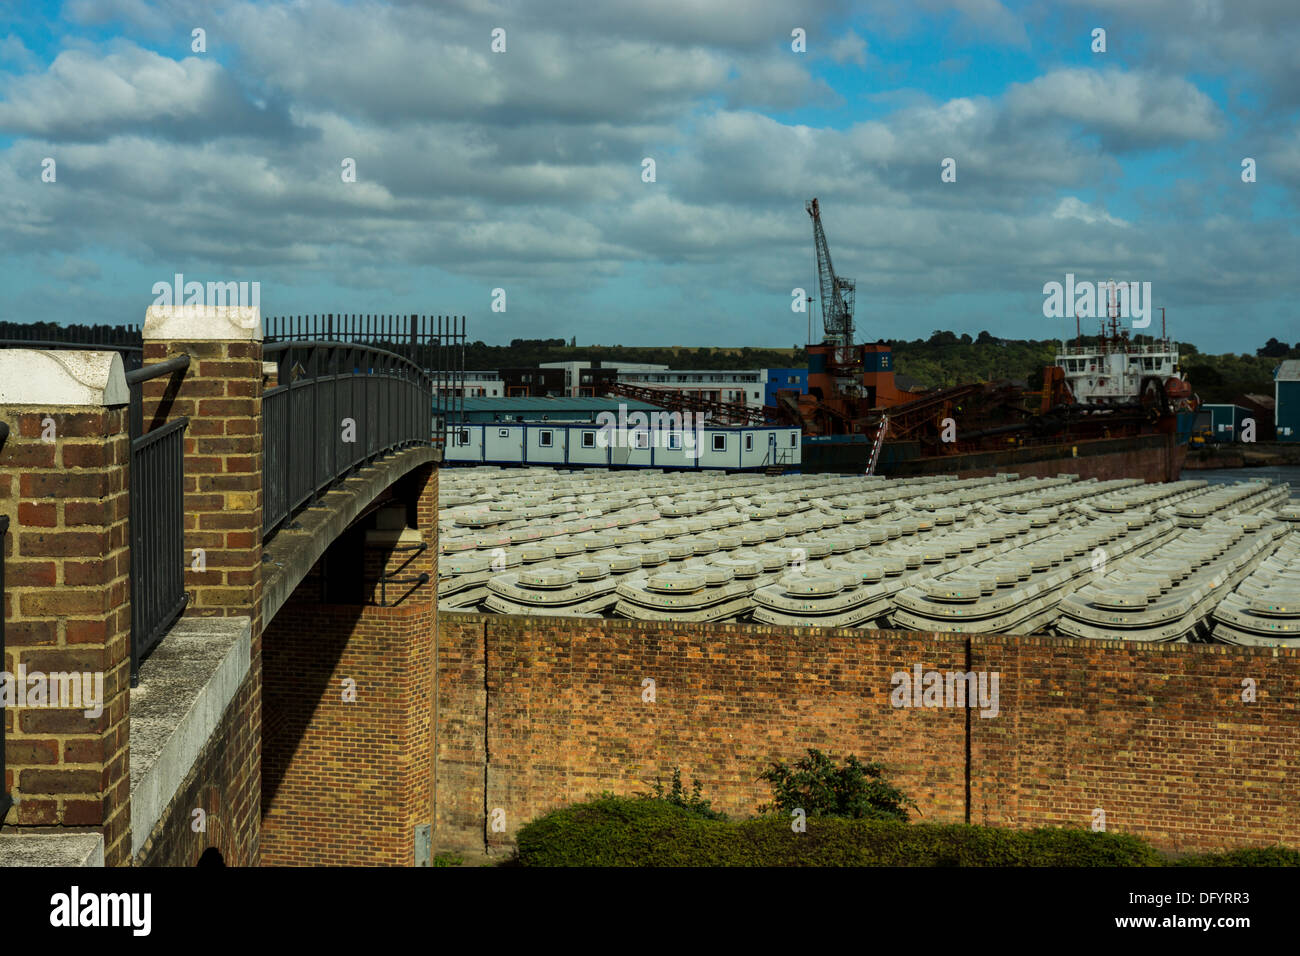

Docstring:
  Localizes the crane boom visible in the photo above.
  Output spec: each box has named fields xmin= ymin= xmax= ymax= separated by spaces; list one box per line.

xmin=806 ymin=198 xmax=855 ymax=349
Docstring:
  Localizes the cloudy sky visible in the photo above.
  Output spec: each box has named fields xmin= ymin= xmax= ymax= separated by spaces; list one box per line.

xmin=1 ymin=0 xmax=1296 ymax=352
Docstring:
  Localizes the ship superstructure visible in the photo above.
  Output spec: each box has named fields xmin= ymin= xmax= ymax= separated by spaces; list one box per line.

xmin=1056 ymin=288 xmax=1187 ymax=406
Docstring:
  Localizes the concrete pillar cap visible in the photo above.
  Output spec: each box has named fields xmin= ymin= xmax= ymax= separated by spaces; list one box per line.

xmin=0 ymin=349 xmax=129 ymax=406
xmin=144 ymin=305 xmax=262 ymax=341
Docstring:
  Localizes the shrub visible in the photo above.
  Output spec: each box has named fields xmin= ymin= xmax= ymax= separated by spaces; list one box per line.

xmin=758 ymin=749 xmax=917 ymax=822
xmin=513 ymin=797 xmax=1162 ymax=867
xmin=638 ymin=768 xmax=726 ymax=821
xmin=1171 ymin=846 xmax=1300 ymax=867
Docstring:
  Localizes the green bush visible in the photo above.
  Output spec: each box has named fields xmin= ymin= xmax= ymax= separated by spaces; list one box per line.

xmin=637 ymin=768 xmax=726 ymax=821
xmin=513 ymin=797 xmax=1163 ymax=867
xmin=1171 ymin=846 xmax=1300 ymax=867
xmin=758 ymin=749 xmax=917 ymax=822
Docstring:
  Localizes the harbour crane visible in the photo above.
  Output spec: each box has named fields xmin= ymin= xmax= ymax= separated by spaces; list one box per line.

xmin=806 ymin=198 xmax=856 ymax=356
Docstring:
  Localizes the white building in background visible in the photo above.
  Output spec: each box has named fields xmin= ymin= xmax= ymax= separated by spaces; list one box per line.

xmin=614 ymin=368 xmax=767 ymax=411
xmin=432 ymin=369 xmax=503 ymax=398
xmin=435 ymin=361 xmax=771 ymax=410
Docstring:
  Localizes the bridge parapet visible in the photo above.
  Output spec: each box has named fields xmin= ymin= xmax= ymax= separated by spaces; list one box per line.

xmin=0 ymin=350 xmax=134 ymax=861
xmin=2 ymin=307 xmax=440 ymax=866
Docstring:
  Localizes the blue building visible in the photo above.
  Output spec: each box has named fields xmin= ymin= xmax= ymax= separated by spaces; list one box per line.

xmin=1200 ymin=403 xmax=1251 ymax=441
xmin=765 ymin=368 xmax=808 ymax=408
xmin=1276 ymin=360 xmax=1300 ymax=442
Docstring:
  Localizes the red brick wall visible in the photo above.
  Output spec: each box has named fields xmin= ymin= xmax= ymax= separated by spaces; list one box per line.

xmin=0 ymin=405 xmax=133 ymax=864
xmin=261 ymin=462 xmax=436 ymax=866
xmin=133 ymin=671 xmax=259 ymax=866
xmin=436 ymin=615 xmax=1300 ymax=855
xmin=970 ymin=636 xmax=1300 ymax=852
xmin=138 ymin=333 xmax=265 ymax=866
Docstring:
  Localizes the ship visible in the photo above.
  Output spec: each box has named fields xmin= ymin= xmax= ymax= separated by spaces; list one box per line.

xmin=774 ymin=199 xmax=1197 ymax=481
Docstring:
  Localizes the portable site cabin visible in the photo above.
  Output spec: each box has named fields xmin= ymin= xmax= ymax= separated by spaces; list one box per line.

xmin=444 ymin=422 xmax=802 ymax=470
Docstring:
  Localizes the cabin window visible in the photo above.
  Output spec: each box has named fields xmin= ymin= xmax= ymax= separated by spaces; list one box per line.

xmin=539 ymin=430 xmax=553 ymax=447
xmin=498 ymin=428 xmax=509 ymax=438
xmin=635 ymin=431 xmax=649 ymax=449
xmin=668 ymin=433 xmax=682 ymax=450
xmin=457 ymin=429 xmax=470 ymax=445
xmin=745 ymin=434 xmax=754 ymax=452
xmin=713 ymin=434 xmax=726 ymax=452
xmin=790 ymin=433 xmax=798 ymax=447
xmin=581 ymin=431 xmax=596 ymax=448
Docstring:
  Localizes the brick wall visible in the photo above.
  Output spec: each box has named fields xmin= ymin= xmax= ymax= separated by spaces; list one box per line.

xmin=138 ymin=318 xmax=265 ymax=866
xmin=261 ymin=463 xmax=436 ymax=865
xmin=436 ymin=614 xmax=1300 ymax=855
xmin=970 ymin=636 xmax=1300 ymax=852
xmin=0 ymin=404 xmax=133 ymax=864
xmin=133 ymin=672 xmax=259 ymax=866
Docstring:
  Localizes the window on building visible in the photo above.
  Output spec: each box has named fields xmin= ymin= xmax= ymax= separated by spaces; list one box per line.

xmin=635 ymin=431 xmax=649 ymax=449
xmin=790 ymin=433 xmax=797 ymax=447
xmin=498 ymin=428 xmax=509 ymax=437
xmin=540 ymin=430 xmax=553 ymax=447
xmin=668 ymin=433 xmax=682 ymax=450
xmin=744 ymin=434 xmax=753 ymax=452
xmin=581 ymin=431 xmax=596 ymax=448
xmin=457 ymin=429 xmax=470 ymax=445
xmin=713 ymin=434 xmax=726 ymax=452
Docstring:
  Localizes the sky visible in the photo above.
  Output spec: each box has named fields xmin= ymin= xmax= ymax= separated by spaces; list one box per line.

xmin=0 ymin=0 xmax=1297 ymax=353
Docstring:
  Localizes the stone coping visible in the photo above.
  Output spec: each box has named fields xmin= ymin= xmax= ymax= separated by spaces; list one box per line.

xmin=128 ymin=616 xmax=251 ymax=861
xmin=0 ymin=831 xmax=104 ymax=867
xmin=0 ymin=349 xmax=128 ymax=406
xmin=143 ymin=304 xmax=262 ymax=341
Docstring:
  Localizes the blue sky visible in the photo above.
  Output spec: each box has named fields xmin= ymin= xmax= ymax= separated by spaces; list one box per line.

xmin=1 ymin=0 xmax=1297 ymax=353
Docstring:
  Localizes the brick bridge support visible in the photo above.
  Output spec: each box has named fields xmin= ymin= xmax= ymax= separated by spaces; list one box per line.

xmin=260 ymin=463 xmax=438 ymax=866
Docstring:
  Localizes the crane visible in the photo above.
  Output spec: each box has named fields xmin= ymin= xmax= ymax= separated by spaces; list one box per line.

xmin=806 ymin=198 xmax=856 ymax=352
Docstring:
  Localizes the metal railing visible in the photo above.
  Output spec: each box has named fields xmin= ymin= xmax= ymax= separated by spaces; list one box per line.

xmin=264 ymin=314 xmax=464 ymax=445
xmin=0 ymin=421 xmax=10 ymax=827
xmin=0 ymin=322 xmax=142 ymax=369
xmin=262 ymin=340 xmax=433 ymax=538
xmin=126 ymin=356 xmax=191 ymax=683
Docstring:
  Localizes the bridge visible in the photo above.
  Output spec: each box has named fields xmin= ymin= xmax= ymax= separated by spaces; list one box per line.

xmin=0 ymin=307 xmax=461 ymax=866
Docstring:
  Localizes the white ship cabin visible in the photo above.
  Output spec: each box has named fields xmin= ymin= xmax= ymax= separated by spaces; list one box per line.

xmin=1055 ymin=339 xmax=1180 ymax=404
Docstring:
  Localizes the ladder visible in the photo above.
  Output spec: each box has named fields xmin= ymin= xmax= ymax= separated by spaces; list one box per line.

xmin=866 ymin=415 xmax=888 ymax=476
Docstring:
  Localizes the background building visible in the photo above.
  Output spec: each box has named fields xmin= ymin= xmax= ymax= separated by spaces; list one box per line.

xmin=1276 ymin=361 xmax=1300 ymax=442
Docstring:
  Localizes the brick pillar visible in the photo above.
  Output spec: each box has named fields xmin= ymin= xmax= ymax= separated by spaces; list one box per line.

xmin=0 ymin=350 xmax=133 ymax=864
xmin=140 ymin=305 xmax=264 ymax=862
xmin=261 ymin=461 xmax=437 ymax=865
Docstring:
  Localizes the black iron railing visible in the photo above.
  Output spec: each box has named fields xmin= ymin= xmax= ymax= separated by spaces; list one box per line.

xmin=262 ymin=340 xmax=434 ymax=538
xmin=0 ymin=322 xmax=142 ymax=369
xmin=264 ymin=314 xmax=464 ymax=445
xmin=126 ymin=356 xmax=191 ymax=683
xmin=1 ymin=420 xmax=11 ymax=826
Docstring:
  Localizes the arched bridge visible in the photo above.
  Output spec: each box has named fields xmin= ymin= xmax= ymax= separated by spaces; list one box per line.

xmin=0 ymin=308 xmax=463 ymax=867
